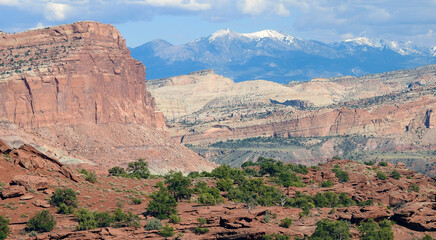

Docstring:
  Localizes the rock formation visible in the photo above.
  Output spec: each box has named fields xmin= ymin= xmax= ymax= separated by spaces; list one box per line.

xmin=0 ymin=22 xmax=216 ymax=173
xmin=148 ymin=67 xmax=436 ymax=173
xmin=0 ymin=21 xmax=164 ymax=128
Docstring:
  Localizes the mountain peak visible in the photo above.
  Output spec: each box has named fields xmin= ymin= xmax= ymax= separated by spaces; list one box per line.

xmin=208 ymin=29 xmax=297 ymax=43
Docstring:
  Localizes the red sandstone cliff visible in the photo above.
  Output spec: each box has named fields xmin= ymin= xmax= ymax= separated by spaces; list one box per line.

xmin=0 ymin=22 xmax=216 ymax=173
xmin=0 ymin=21 xmax=164 ymax=128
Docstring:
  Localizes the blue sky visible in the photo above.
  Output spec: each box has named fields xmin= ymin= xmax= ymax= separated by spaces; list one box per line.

xmin=1 ymin=0 xmax=436 ymax=47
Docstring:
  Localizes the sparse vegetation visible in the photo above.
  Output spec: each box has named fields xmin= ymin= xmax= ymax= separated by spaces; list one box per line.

xmin=309 ymin=219 xmax=350 ymax=240
xmin=279 ymin=218 xmax=292 ymax=228
xmin=49 ymin=188 xmax=78 ymax=214
xmin=26 ymin=210 xmax=56 ymax=233
xmin=146 ymin=182 xmax=178 ymax=219
xmin=145 ymin=218 xmax=162 ymax=230
xmin=0 ymin=216 xmax=9 ymax=240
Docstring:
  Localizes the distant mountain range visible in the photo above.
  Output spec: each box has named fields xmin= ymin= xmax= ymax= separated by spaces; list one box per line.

xmin=131 ymin=29 xmax=436 ymax=83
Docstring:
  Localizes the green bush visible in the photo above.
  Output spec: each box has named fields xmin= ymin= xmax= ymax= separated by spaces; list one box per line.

xmin=195 ymin=182 xmax=224 ymax=205
xmin=279 ymin=218 xmax=292 ymax=228
xmin=146 ymin=182 xmax=177 ymax=219
xmin=0 ymin=216 xmax=9 ymax=240
xmin=332 ymin=168 xmax=349 ymax=183
xmin=75 ymin=208 xmax=97 ymax=230
xmin=227 ymin=178 xmax=284 ymax=207
xmin=357 ymin=199 xmax=374 ymax=206
xmin=377 ymin=172 xmax=387 ymax=180
xmin=422 ymin=235 xmax=434 ymax=240
xmin=127 ymin=158 xmax=151 ymax=179
xmin=197 ymin=217 xmax=207 ymax=226
xmin=108 ymin=166 xmax=127 ymax=177
xmin=165 ymin=171 xmax=193 ymax=201
xmin=378 ymin=161 xmax=388 ymax=167
xmin=57 ymin=202 xmax=74 ymax=214
xmin=193 ymin=227 xmax=210 ymax=234
xmin=49 ymin=188 xmax=78 ymax=210
xmin=112 ymin=208 xmax=140 ymax=228
xmin=320 ymin=180 xmax=334 ymax=188
xmin=276 ymin=170 xmax=305 ymax=188
xmin=78 ymin=169 xmax=97 ymax=183
xmin=390 ymin=171 xmax=401 ymax=180
xmin=358 ymin=219 xmax=393 ymax=240
xmin=410 ymin=183 xmax=420 ymax=193
xmin=364 ymin=161 xmax=375 ymax=166
xmin=309 ymin=219 xmax=350 ymax=240
xmin=169 ymin=214 xmax=181 ymax=224
xmin=159 ymin=224 xmax=175 ymax=237
xmin=130 ymin=197 xmax=143 ymax=205
xmin=216 ymin=178 xmax=233 ymax=191
xmin=145 ymin=218 xmax=162 ymax=230
xmin=26 ymin=210 xmax=56 ymax=233
xmin=94 ymin=211 xmax=114 ymax=228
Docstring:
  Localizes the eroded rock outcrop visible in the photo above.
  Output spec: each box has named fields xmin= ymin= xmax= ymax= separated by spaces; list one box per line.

xmin=0 ymin=21 xmax=164 ymax=128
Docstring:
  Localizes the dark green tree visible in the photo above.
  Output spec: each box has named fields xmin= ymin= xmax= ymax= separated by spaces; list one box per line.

xmin=309 ymin=219 xmax=350 ymax=240
xmin=165 ymin=171 xmax=193 ymax=201
xmin=0 ymin=216 xmax=9 ymax=240
xmin=127 ymin=158 xmax=150 ymax=179
xmin=26 ymin=210 xmax=56 ymax=233
xmin=147 ymin=182 xmax=177 ymax=219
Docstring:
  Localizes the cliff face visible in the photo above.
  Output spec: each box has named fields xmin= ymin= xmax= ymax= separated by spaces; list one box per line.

xmin=0 ymin=21 xmax=164 ymax=128
xmin=0 ymin=22 xmax=216 ymax=173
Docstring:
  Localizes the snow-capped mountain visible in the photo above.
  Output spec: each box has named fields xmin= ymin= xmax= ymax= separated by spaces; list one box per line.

xmin=131 ymin=29 xmax=436 ymax=83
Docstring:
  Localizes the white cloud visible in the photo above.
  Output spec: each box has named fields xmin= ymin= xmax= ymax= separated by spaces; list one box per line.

xmin=127 ymin=0 xmax=211 ymax=11
xmin=45 ymin=2 xmax=73 ymax=21
xmin=239 ymin=0 xmax=268 ymax=15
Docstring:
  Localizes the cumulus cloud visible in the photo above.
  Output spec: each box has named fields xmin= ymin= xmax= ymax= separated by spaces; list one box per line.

xmin=1 ymin=0 xmax=436 ymax=46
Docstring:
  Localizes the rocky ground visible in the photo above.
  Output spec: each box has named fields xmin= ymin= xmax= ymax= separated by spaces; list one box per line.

xmin=1 ymin=138 xmax=435 ymax=239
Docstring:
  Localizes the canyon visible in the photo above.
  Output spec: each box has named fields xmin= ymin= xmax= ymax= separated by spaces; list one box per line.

xmin=147 ymin=67 xmax=436 ymax=174
xmin=0 ymin=21 xmax=216 ymax=173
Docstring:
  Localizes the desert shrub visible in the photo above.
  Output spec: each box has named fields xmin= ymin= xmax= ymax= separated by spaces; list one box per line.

xmin=227 ymin=178 xmax=284 ymax=207
xmin=0 ymin=216 xmax=9 ymax=240
xmin=26 ymin=210 xmax=56 ymax=233
xmin=78 ymin=169 xmax=97 ymax=183
xmin=165 ymin=171 xmax=193 ymax=201
xmin=159 ymin=224 xmax=175 ymax=237
xmin=145 ymin=218 xmax=162 ymax=230
xmin=197 ymin=217 xmax=207 ymax=226
xmin=276 ymin=170 xmax=305 ymax=188
xmin=75 ymin=208 xmax=97 ymax=230
xmin=169 ymin=214 xmax=181 ymax=224
xmin=377 ymin=172 xmax=387 ymax=180
xmin=320 ymin=180 xmax=334 ymax=188
xmin=147 ymin=182 xmax=177 ymax=219
xmin=332 ymin=156 xmax=341 ymax=160
xmin=364 ymin=160 xmax=375 ymax=166
xmin=216 ymin=178 xmax=233 ymax=191
xmin=332 ymin=168 xmax=349 ymax=183
xmin=127 ymin=158 xmax=151 ymax=179
xmin=112 ymin=208 xmax=140 ymax=228
xmin=241 ymin=161 xmax=256 ymax=168
xmin=422 ymin=235 xmax=434 ymax=240
xmin=309 ymin=219 xmax=350 ymax=240
xmin=211 ymin=165 xmax=246 ymax=183
xmin=130 ymin=197 xmax=143 ymax=205
xmin=410 ymin=183 xmax=420 ymax=193
xmin=378 ymin=161 xmax=388 ymax=167
xmin=50 ymin=188 xmax=78 ymax=210
xmin=258 ymin=157 xmax=284 ymax=176
xmin=94 ymin=211 xmax=114 ymax=228
xmin=57 ymin=203 xmax=74 ymax=214
xmin=357 ymin=199 xmax=374 ymax=206
xmin=390 ymin=171 xmax=401 ymax=180
xmin=195 ymin=182 xmax=224 ymax=205
xmin=279 ymin=218 xmax=292 ymax=228
xmin=197 ymin=193 xmax=218 ymax=205
xmin=287 ymin=164 xmax=309 ymax=175
xmin=193 ymin=227 xmax=210 ymax=234
xmin=108 ymin=166 xmax=127 ymax=177
xmin=358 ymin=219 xmax=394 ymax=240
